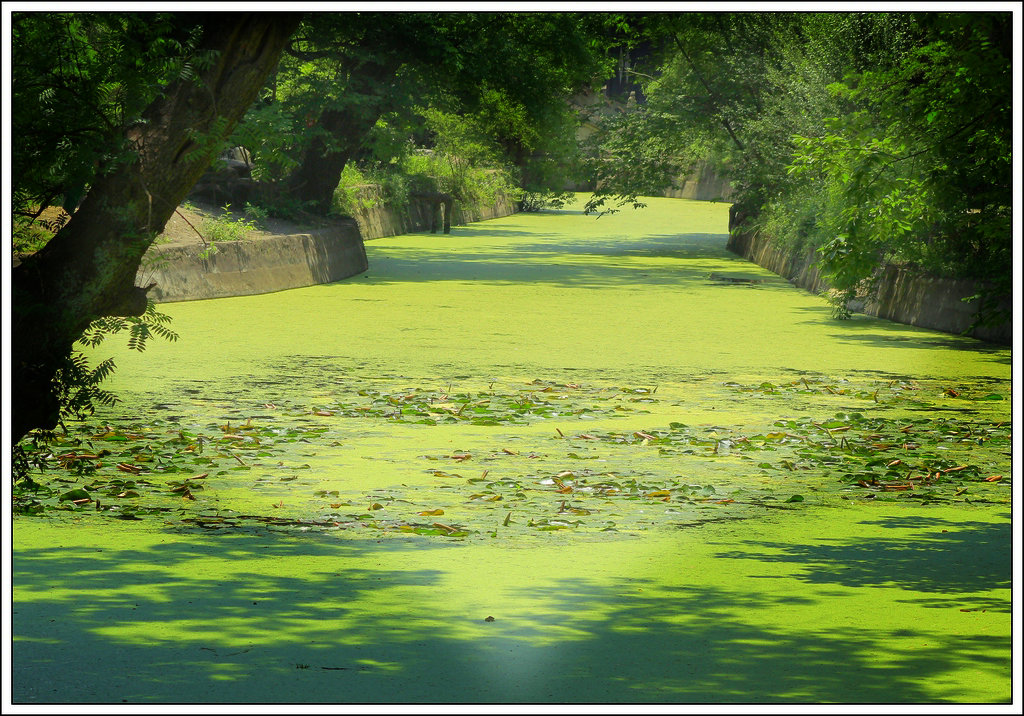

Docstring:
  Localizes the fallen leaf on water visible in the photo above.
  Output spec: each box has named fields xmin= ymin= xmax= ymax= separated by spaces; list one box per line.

xmin=418 ymin=509 xmax=445 ymax=516
xmin=647 ymin=490 xmax=671 ymax=498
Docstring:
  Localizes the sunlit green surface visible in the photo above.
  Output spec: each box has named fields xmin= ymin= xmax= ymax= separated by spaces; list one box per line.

xmin=13 ymin=196 xmax=1012 ymax=703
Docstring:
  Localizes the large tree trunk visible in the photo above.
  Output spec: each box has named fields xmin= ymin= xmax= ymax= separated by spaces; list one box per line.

xmin=286 ymin=60 xmax=399 ymax=215
xmin=286 ymin=107 xmax=380 ymax=214
xmin=11 ymin=12 xmax=301 ymax=443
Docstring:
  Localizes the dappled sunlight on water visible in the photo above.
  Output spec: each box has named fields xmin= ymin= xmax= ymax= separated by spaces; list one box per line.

xmin=14 ymin=195 xmax=1012 ymax=703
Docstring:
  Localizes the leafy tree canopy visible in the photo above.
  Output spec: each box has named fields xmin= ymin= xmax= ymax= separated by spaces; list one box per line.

xmin=582 ymin=11 xmax=1012 ymax=322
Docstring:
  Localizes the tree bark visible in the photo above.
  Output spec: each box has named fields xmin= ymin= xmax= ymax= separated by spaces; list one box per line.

xmin=286 ymin=107 xmax=380 ymax=214
xmin=12 ymin=12 xmax=301 ymax=443
xmin=286 ymin=60 xmax=399 ymax=215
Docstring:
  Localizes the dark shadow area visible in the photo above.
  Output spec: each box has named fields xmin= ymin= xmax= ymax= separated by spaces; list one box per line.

xmin=788 ymin=307 xmax=1012 ymax=362
xmin=501 ymin=576 xmax=1009 ymax=704
xmin=824 ymin=333 xmax=1012 ymax=363
xmin=347 ymin=232 xmax=800 ymax=293
xmin=12 ymin=517 xmax=1011 ymax=704
xmin=713 ymin=515 xmax=1012 ymax=612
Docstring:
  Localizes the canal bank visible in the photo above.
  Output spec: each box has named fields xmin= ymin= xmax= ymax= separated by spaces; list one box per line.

xmin=727 ymin=221 xmax=1012 ymax=345
xmin=139 ymin=187 xmax=518 ymax=303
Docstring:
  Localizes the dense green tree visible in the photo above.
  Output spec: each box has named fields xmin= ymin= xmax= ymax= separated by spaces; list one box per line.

xmin=11 ymin=11 xmax=301 ymax=443
xmin=582 ymin=12 xmax=1011 ymax=322
xmin=237 ymin=12 xmax=613 ymax=214
xmin=789 ymin=13 xmax=1012 ymax=318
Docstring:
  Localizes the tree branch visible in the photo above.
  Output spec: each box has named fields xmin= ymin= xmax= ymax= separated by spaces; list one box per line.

xmin=672 ymin=33 xmax=745 ymax=152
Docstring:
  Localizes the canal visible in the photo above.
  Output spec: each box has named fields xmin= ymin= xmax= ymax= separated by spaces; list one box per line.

xmin=12 ymin=195 xmax=1012 ymax=704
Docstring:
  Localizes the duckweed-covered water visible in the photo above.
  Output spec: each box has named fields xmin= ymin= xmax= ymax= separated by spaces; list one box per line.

xmin=12 ymin=196 xmax=1012 ymax=704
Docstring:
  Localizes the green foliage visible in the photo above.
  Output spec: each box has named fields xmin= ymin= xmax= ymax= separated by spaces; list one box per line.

xmin=14 ymin=302 xmax=180 ymax=487
xmin=226 ymin=12 xmax=612 ymax=215
xmin=332 ymin=108 xmax=523 ymax=218
xmin=228 ymin=99 xmax=300 ymax=183
xmin=333 ymin=163 xmax=412 ymax=216
xmin=787 ymin=14 xmax=1011 ymax=323
xmin=413 ymin=108 xmax=520 ymax=204
xmin=582 ymin=105 xmax=683 ymax=216
xmin=78 ymin=301 xmax=179 ymax=353
xmin=584 ymin=11 xmax=1011 ymax=324
xmin=12 ymin=12 xmax=205 ymax=228
xmin=13 ymin=208 xmax=72 ymax=254
xmin=199 ymin=205 xmax=258 ymax=253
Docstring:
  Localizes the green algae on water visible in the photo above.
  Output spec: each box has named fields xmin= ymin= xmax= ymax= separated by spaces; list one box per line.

xmin=13 ymin=195 xmax=1012 ymax=704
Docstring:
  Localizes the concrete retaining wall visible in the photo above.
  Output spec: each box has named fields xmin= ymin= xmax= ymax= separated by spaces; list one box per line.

xmin=141 ymin=221 xmax=368 ymax=303
xmin=348 ymin=185 xmax=518 ymax=240
xmin=140 ymin=188 xmax=518 ymax=303
xmin=662 ymin=161 xmax=734 ymax=202
xmin=727 ymin=229 xmax=1011 ymax=345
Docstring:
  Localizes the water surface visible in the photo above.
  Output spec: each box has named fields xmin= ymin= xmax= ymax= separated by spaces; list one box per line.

xmin=13 ymin=195 xmax=1012 ymax=704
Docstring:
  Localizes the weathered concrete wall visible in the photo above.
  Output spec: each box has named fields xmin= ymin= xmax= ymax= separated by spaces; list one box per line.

xmin=347 ymin=185 xmax=518 ymax=240
xmin=141 ymin=221 xmax=368 ymax=303
xmin=140 ymin=188 xmax=519 ymax=303
xmin=727 ymin=229 xmax=1011 ymax=345
xmin=662 ymin=161 xmax=734 ymax=202
xmin=863 ymin=265 xmax=1012 ymax=345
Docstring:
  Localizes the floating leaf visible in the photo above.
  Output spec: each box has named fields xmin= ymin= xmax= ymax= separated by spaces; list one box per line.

xmin=58 ymin=488 xmax=92 ymax=502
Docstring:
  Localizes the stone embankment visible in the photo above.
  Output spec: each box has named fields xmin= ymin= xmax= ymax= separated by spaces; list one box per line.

xmin=139 ymin=188 xmax=517 ymax=303
xmin=727 ymin=228 xmax=1012 ymax=345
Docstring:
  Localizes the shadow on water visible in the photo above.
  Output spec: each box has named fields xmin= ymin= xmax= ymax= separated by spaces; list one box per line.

xmin=791 ymin=306 xmax=1012 ymax=359
xmin=353 ymin=231 xmax=790 ymax=291
xmin=12 ymin=517 xmax=1011 ymax=704
xmin=713 ymin=515 xmax=1012 ymax=612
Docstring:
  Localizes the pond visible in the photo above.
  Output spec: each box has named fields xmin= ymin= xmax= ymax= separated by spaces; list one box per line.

xmin=12 ymin=195 xmax=1012 ymax=704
